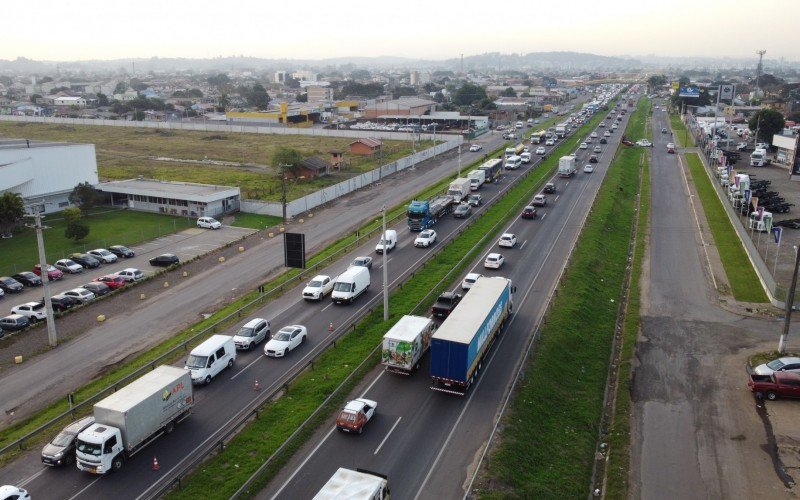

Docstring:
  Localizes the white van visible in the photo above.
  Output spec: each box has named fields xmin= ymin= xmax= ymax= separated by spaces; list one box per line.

xmin=331 ymin=266 xmax=370 ymax=304
xmin=504 ymin=155 xmax=522 ymax=170
xmin=520 ymin=152 xmax=532 ymax=164
xmin=185 ymin=335 xmax=236 ymax=385
xmin=375 ymin=230 xmax=397 ymax=254
xmin=233 ymin=318 xmax=270 ymax=350
xmin=468 ymin=169 xmax=486 ymax=190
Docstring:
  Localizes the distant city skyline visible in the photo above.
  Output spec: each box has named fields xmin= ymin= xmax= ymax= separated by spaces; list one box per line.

xmin=4 ymin=0 xmax=799 ymax=63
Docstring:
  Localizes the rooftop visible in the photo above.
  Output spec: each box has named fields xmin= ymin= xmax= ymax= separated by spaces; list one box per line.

xmin=98 ymin=178 xmax=239 ymax=198
xmin=0 ymin=138 xmax=81 ymax=150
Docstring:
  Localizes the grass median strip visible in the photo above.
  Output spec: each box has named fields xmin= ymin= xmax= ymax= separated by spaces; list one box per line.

xmin=684 ymin=153 xmax=768 ymax=303
xmin=670 ymin=113 xmax=694 ymax=148
xmin=473 ymin=98 xmax=646 ymax=498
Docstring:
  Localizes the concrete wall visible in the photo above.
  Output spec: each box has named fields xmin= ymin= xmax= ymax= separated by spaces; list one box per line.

xmin=240 ymin=140 xmax=460 ymax=217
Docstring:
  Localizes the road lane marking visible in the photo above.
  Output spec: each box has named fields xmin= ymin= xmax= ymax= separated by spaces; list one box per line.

xmin=67 ymin=476 xmax=102 ymax=500
xmin=554 ymin=195 xmax=560 ymax=202
xmin=230 ymin=353 xmax=264 ymax=380
xmin=270 ymin=427 xmax=337 ymax=500
xmin=540 ymin=213 xmax=547 ymax=221
xmin=17 ymin=467 xmax=47 ymax=487
xmin=321 ymin=303 xmax=333 ymax=312
xmin=374 ymin=417 xmax=402 ymax=455
xmin=520 ymin=240 xmax=527 ymax=250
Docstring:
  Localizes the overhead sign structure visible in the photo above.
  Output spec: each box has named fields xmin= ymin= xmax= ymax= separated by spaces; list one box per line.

xmin=283 ymin=232 xmax=306 ymax=269
xmin=719 ymin=84 xmax=735 ymax=100
xmin=679 ymin=86 xmax=700 ymax=98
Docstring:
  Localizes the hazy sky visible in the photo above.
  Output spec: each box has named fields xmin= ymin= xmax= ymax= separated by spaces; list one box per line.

xmin=4 ymin=0 xmax=799 ymax=62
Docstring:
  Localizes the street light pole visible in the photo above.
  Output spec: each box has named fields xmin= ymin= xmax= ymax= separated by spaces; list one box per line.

xmin=779 ymin=245 xmax=800 ymax=353
xmin=27 ymin=206 xmax=57 ymax=347
xmin=458 ymin=144 xmax=462 ymax=177
xmin=381 ymin=205 xmax=388 ymax=321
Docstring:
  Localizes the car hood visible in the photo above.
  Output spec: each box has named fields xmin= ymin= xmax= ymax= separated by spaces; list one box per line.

xmin=42 ymin=442 xmax=67 ymax=457
xmin=752 ymin=364 xmax=774 ymax=376
xmin=303 ymin=285 xmax=322 ymax=294
xmin=265 ymin=339 xmax=290 ymax=350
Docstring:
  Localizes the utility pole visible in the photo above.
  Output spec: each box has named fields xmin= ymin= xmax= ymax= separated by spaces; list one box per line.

xmin=381 ymin=205 xmax=389 ymax=321
xmin=279 ymin=163 xmax=289 ymax=225
xmin=754 ymin=50 xmax=766 ymax=147
xmin=27 ymin=206 xmax=57 ymax=347
xmin=779 ymin=245 xmax=800 ymax=353
xmin=457 ymin=144 xmax=462 ymax=177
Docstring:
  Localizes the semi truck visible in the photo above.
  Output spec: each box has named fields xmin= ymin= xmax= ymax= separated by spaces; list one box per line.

xmin=407 ymin=195 xmax=454 ymax=231
xmin=447 ymin=178 xmax=472 ymax=203
xmin=478 ymin=158 xmax=503 ymax=183
xmin=467 ymin=169 xmax=486 ymax=190
xmin=750 ymin=148 xmax=771 ymax=167
xmin=555 ymin=123 xmax=568 ymax=138
xmin=314 ymin=468 xmax=390 ymax=500
xmin=75 ymin=365 xmax=193 ymax=474
xmin=381 ymin=315 xmax=436 ymax=375
xmin=430 ymin=277 xmax=514 ymax=395
xmin=558 ymin=155 xmax=577 ymax=177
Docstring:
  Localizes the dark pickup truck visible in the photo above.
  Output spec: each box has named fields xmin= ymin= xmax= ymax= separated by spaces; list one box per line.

xmin=747 ymin=369 xmax=800 ymax=400
xmin=430 ymin=292 xmax=462 ymax=319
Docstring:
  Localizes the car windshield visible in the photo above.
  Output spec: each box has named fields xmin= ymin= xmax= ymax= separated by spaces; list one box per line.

xmin=308 ymin=280 xmax=323 ymax=288
xmin=186 ymin=354 xmax=209 ymax=369
xmin=767 ymin=359 xmax=786 ymax=370
xmin=334 ymin=282 xmax=353 ymax=292
xmin=76 ymin=439 xmax=101 ymax=456
xmin=237 ymin=327 xmax=255 ymax=338
xmin=274 ymin=331 xmax=292 ymax=341
xmin=51 ymin=430 xmax=75 ymax=447
xmin=338 ymin=411 xmax=357 ymax=423
xmin=354 ymin=259 xmax=366 ymax=266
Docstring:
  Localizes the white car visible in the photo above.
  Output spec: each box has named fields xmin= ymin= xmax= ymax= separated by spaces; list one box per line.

xmin=11 ymin=302 xmax=46 ymax=321
xmin=54 ymin=259 xmax=83 ymax=274
xmin=498 ymin=233 xmax=517 ymax=248
xmin=0 ymin=486 xmax=30 ymax=500
xmin=414 ymin=229 xmax=437 ymax=248
xmin=593 ymin=146 xmax=602 ymax=153
xmin=115 ymin=268 xmax=144 ymax=282
xmin=88 ymin=249 xmax=118 ymax=263
xmin=62 ymin=287 xmax=96 ymax=304
xmin=484 ymin=253 xmax=505 ymax=269
xmin=579 ymin=142 xmax=588 ymax=149
xmin=197 ymin=216 xmax=222 ymax=229
xmin=590 ymin=131 xmax=598 ymax=138
xmin=264 ymin=325 xmax=307 ymax=357
xmin=461 ymin=272 xmax=482 ymax=290
xmin=302 ymin=275 xmax=334 ymax=301
xmin=233 ymin=317 xmax=270 ymax=350
xmin=545 ymin=139 xmax=555 ymax=146
xmin=635 ymin=139 xmax=653 ymax=147
xmin=532 ymin=194 xmax=547 ymax=206
xmin=535 ymin=146 xmax=546 ymax=155
xmin=583 ymin=164 xmax=595 ymax=173
xmin=469 ymin=144 xmax=482 ymax=152
xmin=604 ymin=131 xmax=611 ymax=137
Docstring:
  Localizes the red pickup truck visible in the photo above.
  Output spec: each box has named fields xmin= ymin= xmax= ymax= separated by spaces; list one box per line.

xmin=747 ymin=370 xmax=800 ymax=400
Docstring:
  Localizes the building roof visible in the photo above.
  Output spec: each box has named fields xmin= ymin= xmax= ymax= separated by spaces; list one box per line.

xmin=0 ymin=138 xmax=79 ymax=150
xmin=301 ymin=156 xmax=330 ymax=172
xmin=97 ymin=178 xmax=240 ymax=202
xmin=350 ymin=138 xmax=382 ymax=148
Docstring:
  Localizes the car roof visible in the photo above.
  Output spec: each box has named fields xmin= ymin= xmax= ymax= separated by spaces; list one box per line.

xmin=466 ymin=272 xmax=481 ymax=279
xmin=501 ymin=233 xmax=514 ymax=238
xmin=772 ymin=356 xmax=800 ymax=364
xmin=310 ymin=275 xmax=330 ymax=281
xmin=64 ymin=415 xmax=95 ymax=433
xmin=243 ymin=318 xmax=267 ymax=328
xmin=487 ymin=253 xmax=501 ymax=258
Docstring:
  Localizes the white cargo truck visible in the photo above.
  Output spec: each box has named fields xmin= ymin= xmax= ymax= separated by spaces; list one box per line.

xmin=447 ymin=178 xmax=471 ymax=203
xmin=76 ymin=365 xmax=193 ymax=474
xmin=558 ymin=155 xmax=577 ymax=177
xmin=467 ymin=169 xmax=486 ymax=190
xmin=314 ymin=468 xmax=390 ymax=500
xmin=381 ymin=315 xmax=436 ymax=374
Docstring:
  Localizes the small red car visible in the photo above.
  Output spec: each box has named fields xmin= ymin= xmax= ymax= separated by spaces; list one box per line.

xmin=521 ymin=206 xmax=538 ymax=219
xmin=748 ymin=369 xmax=800 ymax=400
xmin=95 ymin=275 xmax=126 ymax=290
xmin=33 ymin=264 xmax=63 ymax=281
xmin=336 ymin=398 xmax=377 ymax=434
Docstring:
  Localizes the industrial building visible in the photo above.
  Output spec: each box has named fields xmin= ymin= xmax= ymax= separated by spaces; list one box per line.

xmin=97 ymin=178 xmax=240 ymax=218
xmin=0 ymin=138 xmax=98 ymax=214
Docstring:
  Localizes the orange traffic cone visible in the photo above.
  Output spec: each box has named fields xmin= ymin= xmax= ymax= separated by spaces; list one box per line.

xmin=254 ymin=379 xmax=260 ymax=391
xmin=152 ymin=456 xmax=160 ymax=471
xmin=329 ymin=322 xmax=334 ymax=332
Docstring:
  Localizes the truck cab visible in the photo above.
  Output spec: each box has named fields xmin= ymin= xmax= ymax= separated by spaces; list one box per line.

xmin=76 ymin=424 xmax=124 ymax=474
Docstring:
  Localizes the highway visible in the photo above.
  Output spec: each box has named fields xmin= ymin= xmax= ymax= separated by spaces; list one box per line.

xmin=260 ymin=96 xmax=635 ymax=499
xmin=0 ymin=92 xmax=621 ymax=498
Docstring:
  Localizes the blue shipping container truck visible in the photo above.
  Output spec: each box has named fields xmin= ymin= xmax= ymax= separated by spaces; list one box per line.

xmin=430 ymin=277 xmax=513 ymax=395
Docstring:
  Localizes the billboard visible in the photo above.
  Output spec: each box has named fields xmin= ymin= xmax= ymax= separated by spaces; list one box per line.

xmin=679 ymin=86 xmax=700 ymax=98
xmin=719 ymin=84 xmax=735 ymax=100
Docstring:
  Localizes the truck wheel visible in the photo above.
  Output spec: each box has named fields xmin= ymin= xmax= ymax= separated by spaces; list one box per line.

xmin=766 ymin=391 xmax=778 ymax=401
xmin=111 ymin=454 xmax=124 ymax=472
xmin=165 ymin=420 xmax=175 ymax=434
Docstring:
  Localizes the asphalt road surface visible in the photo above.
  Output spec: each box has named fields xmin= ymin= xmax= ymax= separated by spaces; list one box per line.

xmin=629 ymin=102 xmax=800 ymax=498
xmin=0 ymin=94 xmax=613 ymax=499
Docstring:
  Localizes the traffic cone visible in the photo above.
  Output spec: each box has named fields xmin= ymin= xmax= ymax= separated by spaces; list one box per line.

xmin=254 ymin=379 xmax=260 ymax=391
xmin=329 ymin=322 xmax=334 ymax=332
xmin=152 ymin=456 xmax=160 ymax=471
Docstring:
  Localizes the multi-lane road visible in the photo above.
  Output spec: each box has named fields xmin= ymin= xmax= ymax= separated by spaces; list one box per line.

xmin=0 ymin=92 xmax=628 ymax=500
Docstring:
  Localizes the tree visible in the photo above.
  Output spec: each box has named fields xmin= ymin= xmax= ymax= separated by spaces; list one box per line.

xmin=69 ymin=182 xmax=103 ymax=212
xmin=247 ymin=83 xmax=270 ymax=110
xmin=392 ymin=86 xmax=416 ymax=99
xmin=0 ymin=192 xmax=25 ymax=235
xmin=129 ymin=78 xmax=148 ymax=91
xmin=501 ymin=87 xmax=516 ymax=97
xmin=65 ymin=221 xmax=89 ymax=241
xmin=62 ymin=207 xmax=82 ymax=224
xmin=349 ymin=69 xmax=371 ymax=80
xmin=453 ymin=83 xmax=488 ymax=106
xmin=748 ymin=108 xmax=786 ymax=143
xmin=272 ymin=147 xmax=303 ymax=177
xmin=187 ymin=88 xmax=204 ymax=98
xmin=647 ymin=74 xmax=667 ymax=91
xmin=96 ymin=92 xmax=109 ymax=106
xmin=296 ymin=92 xmax=308 ymax=103
xmin=133 ymin=110 xmax=145 ymax=121
xmin=207 ymin=73 xmax=230 ymax=86
xmin=114 ymin=82 xmax=127 ymax=94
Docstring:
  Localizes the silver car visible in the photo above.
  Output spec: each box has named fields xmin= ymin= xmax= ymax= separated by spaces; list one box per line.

xmin=753 ymin=357 xmax=800 ymax=376
xmin=41 ymin=416 xmax=95 ymax=466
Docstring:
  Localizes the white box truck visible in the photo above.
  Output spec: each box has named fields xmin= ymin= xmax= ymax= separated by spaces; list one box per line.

xmin=558 ymin=155 xmax=576 ymax=177
xmin=381 ymin=315 xmax=436 ymax=374
xmin=76 ymin=365 xmax=193 ymax=474
xmin=467 ymin=169 xmax=486 ymax=190
xmin=750 ymin=148 xmax=770 ymax=167
xmin=314 ymin=468 xmax=389 ymax=500
xmin=447 ymin=178 xmax=471 ymax=203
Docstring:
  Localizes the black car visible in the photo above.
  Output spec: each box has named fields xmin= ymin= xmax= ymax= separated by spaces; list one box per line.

xmin=453 ymin=203 xmax=472 ymax=218
xmin=589 ymin=155 xmax=599 ymax=163
xmin=149 ymin=253 xmax=180 ymax=267
xmin=41 ymin=416 xmax=96 ymax=466
xmin=12 ymin=272 xmax=42 ymax=287
xmin=0 ymin=314 xmax=30 ymax=331
xmin=48 ymin=295 xmax=77 ymax=312
xmin=0 ymin=276 xmax=25 ymax=293
xmin=599 ymin=137 xmax=608 ymax=144
xmin=82 ymin=281 xmax=111 ymax=297
xmin=69 ymin=253 xmax=101 ymax=269
xmin=109 ymin=245 xmax=135 ymax=258
xmin=543 ymin=182 xmax=556 ymax=194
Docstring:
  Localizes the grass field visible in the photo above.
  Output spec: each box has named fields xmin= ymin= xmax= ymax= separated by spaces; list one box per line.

xmin=0 ymin=121 xmax=425 ymax=201
xmin=228 ymin=212 xmax=283 ymax=230
xmin=684 ymin=153 xmax=768 ymax=303
xmin=476 ymin=97 xmax=646 ymax=498
xmin=0 ymin=209 xmax=195 ymax=276
xmin=670 ymin=114 xmax=694 ymax=147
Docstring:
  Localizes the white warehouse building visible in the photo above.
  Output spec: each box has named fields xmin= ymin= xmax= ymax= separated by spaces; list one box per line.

xmin=97 ymin=178 xmax=240 ymax=218
xmin=0 ymin=138 xmax=98 ymax=214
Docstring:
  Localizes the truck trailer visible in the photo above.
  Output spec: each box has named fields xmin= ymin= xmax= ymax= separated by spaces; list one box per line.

xmin=467 ymin=169 xmax=486 ymax=190
xmin=430 ymin=277 xmax=514 ymax=395
xmin=76 ymin=365 xmax=193 ymax=474
xmin=447 ymin=178 xmax=472 ymax=203
xmin=558 ymin=155 xmax=577 ymax=177
xmin=314 ymin=468 xmax=390 ymax=500
xmin=407 ymin=195 xmax=454 ymax=231
xmin=381 ymin=315 xmax=436 ymax=374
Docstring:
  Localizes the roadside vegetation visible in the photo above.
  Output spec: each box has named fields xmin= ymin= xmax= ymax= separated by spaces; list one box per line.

xmin=475 ymin=98 xmax=646 ymax=498
xmin=228 ymin=212 xmax=283 ymax=230
xmin=669 ymin=113 xmax=694 ymax=148
xmin=684 ymin=153 xmax=768 ymax=303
